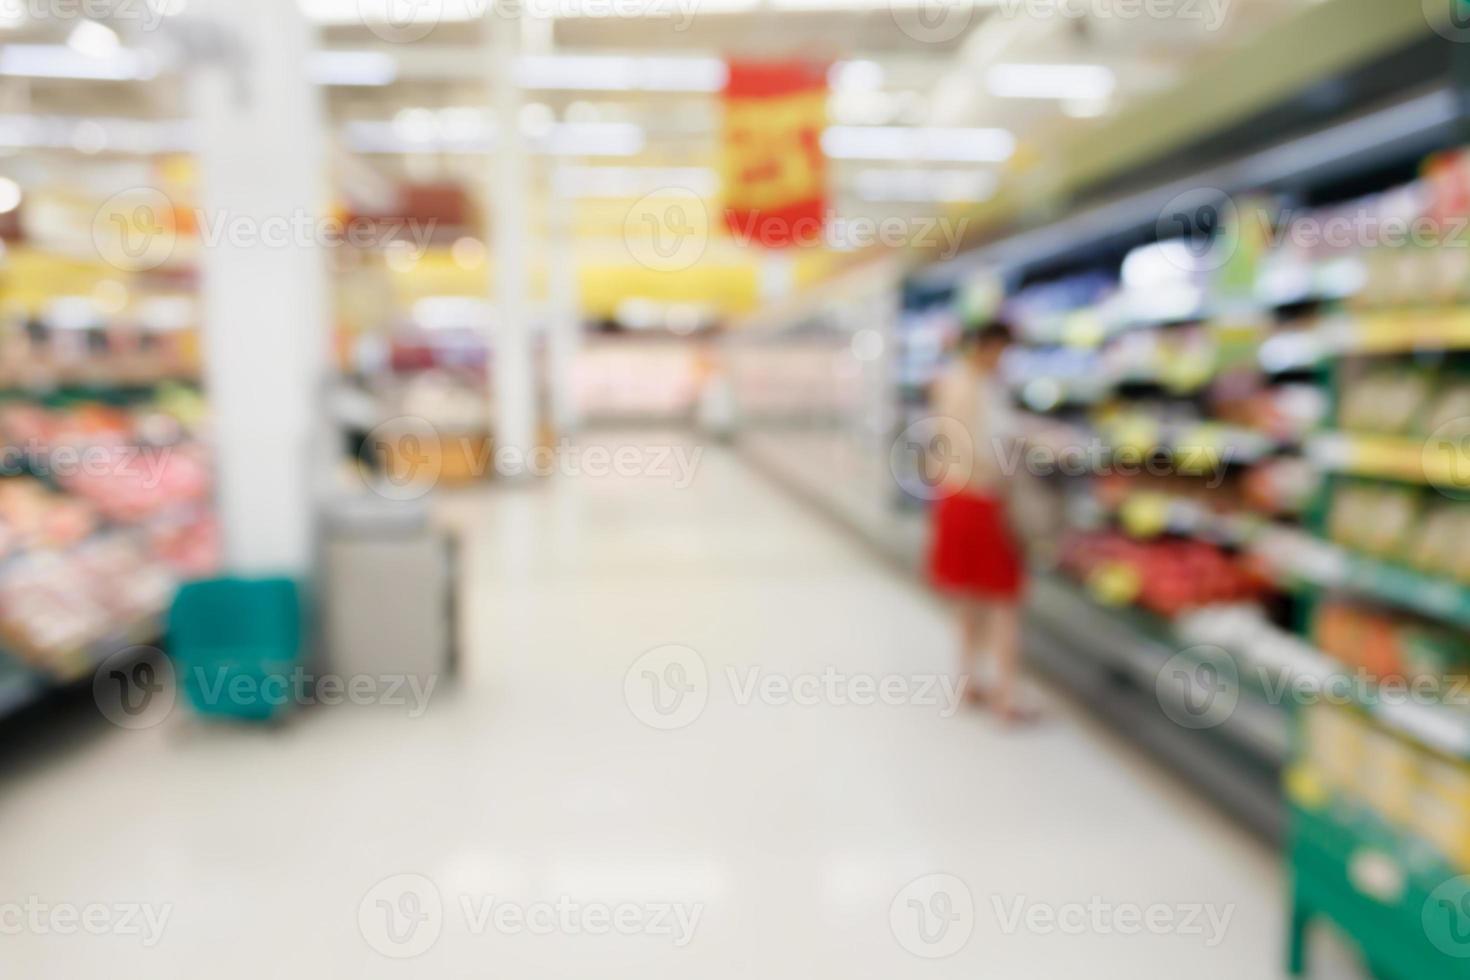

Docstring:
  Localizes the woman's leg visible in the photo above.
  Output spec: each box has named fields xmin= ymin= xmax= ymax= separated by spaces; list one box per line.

xmin=987 ymin=601 xmax=1033 ymax=722
xmin=958 ymin=599 xmax=990 ymax=702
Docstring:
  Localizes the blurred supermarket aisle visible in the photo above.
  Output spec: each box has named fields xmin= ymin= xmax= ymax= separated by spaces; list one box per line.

xmin=1 ymin=432 xmax=1286 ymax=978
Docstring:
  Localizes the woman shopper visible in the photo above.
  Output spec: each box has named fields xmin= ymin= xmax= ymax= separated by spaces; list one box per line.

xmin=926 ymin=320 xmax=1037 ymax=724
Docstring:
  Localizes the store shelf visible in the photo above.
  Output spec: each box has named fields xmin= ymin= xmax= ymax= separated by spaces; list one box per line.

xmin=1028 ymin=573 xmax=1291 ymax=766
xmin=1336 ymin=309 xmax=1470 ymax=355
xmin=1183 ymin=605 xmax=1470 ymax=762
xmin=1307 ymin=431 xmax=1469 ymax=487
xmin=1025 ymin=581 xmax=1285 ymax=842
xmin=1110 ymin=493 xmax=1264 ymax=546
xmin=1252 ymin=526 xmax=1470 ymax=630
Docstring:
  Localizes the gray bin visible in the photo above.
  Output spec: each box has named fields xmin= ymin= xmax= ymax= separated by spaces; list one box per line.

xmin=322 ymin=498 xmax=456 ymax=695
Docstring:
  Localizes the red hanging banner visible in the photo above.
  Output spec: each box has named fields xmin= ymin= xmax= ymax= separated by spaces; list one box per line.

xmin=721 ymin=60 xmax=828 ymax=249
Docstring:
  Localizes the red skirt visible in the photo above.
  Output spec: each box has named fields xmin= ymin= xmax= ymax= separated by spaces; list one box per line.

xmin=928 ymin=490 xmax=1026 ymax=600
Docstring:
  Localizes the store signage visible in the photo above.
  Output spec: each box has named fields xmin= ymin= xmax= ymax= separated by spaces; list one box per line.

xmin=721 ymin=60 xmax=828 ymax=249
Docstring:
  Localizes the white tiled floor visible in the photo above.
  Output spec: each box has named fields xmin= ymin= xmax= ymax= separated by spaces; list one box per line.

xmin=0 ymin=431 xmax=1294 ymax=978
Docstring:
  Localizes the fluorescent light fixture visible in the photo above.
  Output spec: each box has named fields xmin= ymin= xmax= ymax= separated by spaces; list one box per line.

xmin=553 ymin=166 xmax=719 ymax=198
xmin=852 ymin=168 xmax=996 ymax=203
xmin=513 ymin=54 xmax=727 ymax=92
xmin=526 ymin=0 xmax=759 ymax=14
xmin=299 ymin=0 xmax=480 ymax=24
xmin=1063 ymin=97 xmax=1110 ymax=119
xmin=822 ymin=126 xmax=1014 ymax=163
xmin=412 ymin=297 xmax=494 ymax=331
xmin=0 ymin=114 xmax=193 ymax=153
xmin=987 ymin=63 xmax=1115 ymax=100
xmin=309 ymin=50 xmax=398 ymax=87
xmin=541 ymin=121 xmax=644 ymax=155
xmin=342 ymin=118 xmax=645 ymax=156
xmin=828 ymin=59 xmax=883 ymax=93
xmin=67 ymin=20 xmax=121 ymax=59
xmin=0 ymin=44 xmax=159 ymax=81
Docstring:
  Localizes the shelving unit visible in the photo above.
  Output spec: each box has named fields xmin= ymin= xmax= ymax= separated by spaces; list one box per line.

xmin=905 ymin=100 xmax=1470 ymax=975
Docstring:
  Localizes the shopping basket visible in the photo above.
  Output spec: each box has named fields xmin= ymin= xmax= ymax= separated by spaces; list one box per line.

xmin=168 ymin=577 xmax=302 ymax=722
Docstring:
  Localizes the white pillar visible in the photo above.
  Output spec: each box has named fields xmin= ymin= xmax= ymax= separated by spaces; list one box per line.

xmin=188 ymin=0 xmax=329 ymax=576
xmin=487 ymin=5 xmax=536 ymax=461
xmin=546 ymin=165 xmax=582 ymax=434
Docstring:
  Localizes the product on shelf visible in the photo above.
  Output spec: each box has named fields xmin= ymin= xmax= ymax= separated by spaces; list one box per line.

xmin=0 ymin=390 xmax=218 ymax=680
xmin=1339 ymin=365 xmax=1436 ymax=436
xmin=1313 ymin=599 xmax=1470 ymax=687
xmin=1058 ymin=530 xmax=1268 ymax=617
xmin=1297 ymin=701 xmax=1470 ymax=872
xmin=1326 ymin=481 xmax=1470 ymax=581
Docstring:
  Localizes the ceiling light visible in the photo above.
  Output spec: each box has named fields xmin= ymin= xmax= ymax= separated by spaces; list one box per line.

xmin=343 ymin=119 xmax=645 ymax=157
xmin=309 ymin=51 xmax=398 ymax=86
xmin=553 ymin=166 xmax=720 ymax=199
xmin=822 ymin=126 xmax=1014 ymax=163
xmin=987 ymin=63 xmax=1115 ymax=100
xmin=68 ymin=21 xmax=121 ymax=59
xmin=852 ymin=168 xmax=997 ymax=204
xmin=0 ymin=45 xmax=159 ymax=81
xmin=0 ymin=114 xmax=192 ymax=153
xmin=513 ymin=55 xmax=727 ymax=93
xmin=540 ymin=122 xmax=644 ymax=156
xmin=1062 ymin=97 xmax=1110 ymax=119
xmin=828 ymin=59 xmax=884 ymax=93
xmin=299 ymin=0 xmax=479 ymax=24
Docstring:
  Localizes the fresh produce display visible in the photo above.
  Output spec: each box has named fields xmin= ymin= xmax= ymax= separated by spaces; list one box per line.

xmin=991 ymin=150 xmax=1470 ymax=961
xmin=1313 ymin=599 xmax=1470 ymax=687
xmin=0 ymin=388 xmax=217 ymax=685
xmin=1057 ymin=530 xmax=1268 ymax=617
